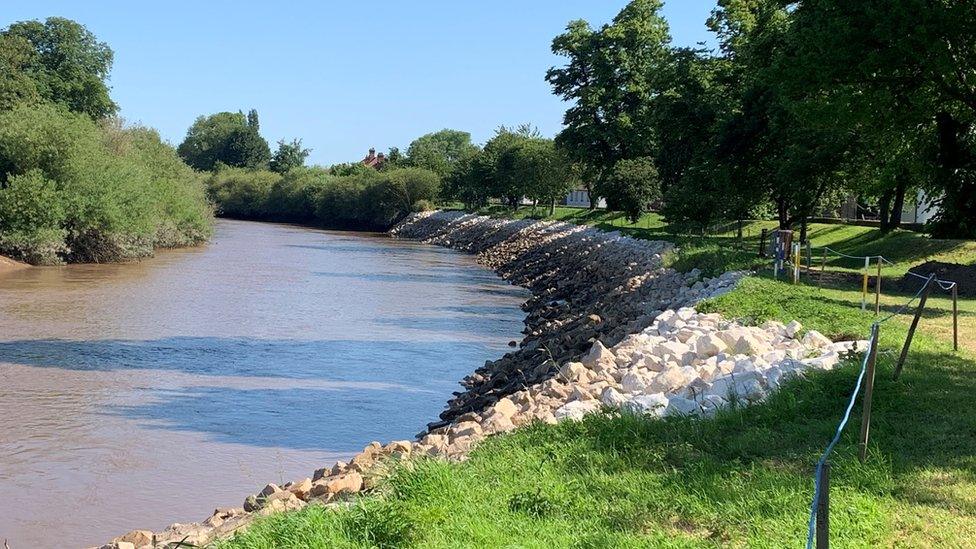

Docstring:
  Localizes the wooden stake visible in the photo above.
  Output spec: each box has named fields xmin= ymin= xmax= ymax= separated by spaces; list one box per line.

xmin=861 ymin=257 xmax=870 ymax=311
xmin=952 ymin=284 xmax=959 ymax=352
xmin=819 ymin=249 xmax=827 ymax=289
xmin=875 ymin=257 xmax=882 ymax=316
xmin=894 ymin=275 xmax=935 ymax=381
xmin=816 ymin=462 xmax=830 ymax=549
xmin=858 ymin=323 xmax=880 ymax=463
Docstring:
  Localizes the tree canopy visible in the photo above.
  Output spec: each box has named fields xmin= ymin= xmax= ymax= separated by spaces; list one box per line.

xmin=177 ymin=110 xmax=271 ymax=171
xmin=0 ymin=17 xmax=116 ymax=118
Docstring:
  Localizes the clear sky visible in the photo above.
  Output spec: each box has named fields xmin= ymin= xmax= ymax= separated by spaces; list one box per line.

xmin=3 ymin=1 xmax=718 ymax=166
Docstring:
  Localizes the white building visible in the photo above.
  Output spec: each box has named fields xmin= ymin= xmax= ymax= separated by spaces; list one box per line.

xmin=563 ymin=188 xmax=606 ymax=209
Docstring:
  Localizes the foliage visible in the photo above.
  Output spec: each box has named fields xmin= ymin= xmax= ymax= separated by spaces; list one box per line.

xmin=406 ymin=129 xmax=478 ymax=178
xmin=0 ymin=103 xmax=212 ymax=264
xmin=0 ymin=17 xmax=116 ymax=118
xmin=512 ymin=138 xmax=575 ymax=215
xmin=177 ymin=110 xmax=270 ymax=171
xmin=545 ymin=0 xmax=976 ymax=238
xmin=207 ymin=165 xmax=440 ymax=231
xmin=269 ymin=138 xmax=311 ymax=174
xmin=601 ymin=157 xmax=660 ymax=222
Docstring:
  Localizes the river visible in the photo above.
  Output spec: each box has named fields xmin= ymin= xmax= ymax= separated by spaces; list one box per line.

xmin=0 ymin=219 xmax=529 ymax=548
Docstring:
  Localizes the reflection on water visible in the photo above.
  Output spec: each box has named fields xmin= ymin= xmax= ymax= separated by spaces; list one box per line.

xmin=0 ymin=219 xmax=528 ymax=548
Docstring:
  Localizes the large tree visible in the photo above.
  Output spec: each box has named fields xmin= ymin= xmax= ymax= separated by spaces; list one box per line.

xmin=269 ymin=138 xmax=311 ymax=174
xmin=1 ymin=17 xmax=116 ymax=118
xmin=513 ymin=138 xmax=575 ymax=215
xmin=406 ymin=129 xmax=479 ymax=178
xmin=178 ymin=110 xmax=270 ymax=171
xmin=547 ymin=0 xmax=672 ymax=207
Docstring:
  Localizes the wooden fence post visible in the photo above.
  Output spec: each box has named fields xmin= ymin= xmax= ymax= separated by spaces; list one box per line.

xmin=875 ymin=257 xmax=883 ymax=316
xmin=816 ymin=462 xmax=830 ymax=549
xmin=861 ymin=257 xmax=870 ymax=311
xmin=893 ymin=275 xmax=935 ymax=381
xmin=819 ymin=249 xmax=827 ymax=289
xmin=858 ymin=323 xmax=880 ymax=463
xmin=952 ymin=284 xmax=959 ymax=352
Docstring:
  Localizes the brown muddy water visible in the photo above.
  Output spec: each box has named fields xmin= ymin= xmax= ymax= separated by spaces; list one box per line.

xmin=0 ymin=220 xmax=529 ymax=548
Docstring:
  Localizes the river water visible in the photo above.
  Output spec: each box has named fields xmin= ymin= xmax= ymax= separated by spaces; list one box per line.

xmin=0 ymin=220 xmax=529 ymax=548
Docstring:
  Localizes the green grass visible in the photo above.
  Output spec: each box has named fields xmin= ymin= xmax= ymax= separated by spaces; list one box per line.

xmin=470 ymin=205 xmax=976 ymax=278
xmin=216 ymin=277 xmax=976 ymax=548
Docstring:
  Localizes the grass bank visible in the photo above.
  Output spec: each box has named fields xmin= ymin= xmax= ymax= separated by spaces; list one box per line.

xmin=472 ymin=205 xmax=976 ymax=278
xmin=215 ymin=274 xmax=976 ymax=548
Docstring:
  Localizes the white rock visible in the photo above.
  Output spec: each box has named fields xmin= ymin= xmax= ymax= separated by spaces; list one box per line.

xmin=785 ymin=320 xmax=803 ymax=338
xmin=554 ymin=400 xmax=601 ymax=422
xmin=801 ymin=330 xmax=832 ymax=349
xmin=665 ymin=396 xmax=701 ymax=416
xmin=622 ymin=393 xmax=669 ymax=417
xmin=695 ymin=333 xmax=727 ymax=358
xmin=600 ymin=386 xmax=628 ymax=408
xmin=559 ymin=361 xmax=589 ymax=383
xmin=621 ymin=370 xmax=652 ymax=393
xmin=581 ymin=340 xmax=616 ymax=368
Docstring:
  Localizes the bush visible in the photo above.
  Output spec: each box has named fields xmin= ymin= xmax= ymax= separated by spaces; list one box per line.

xmin=266 ymin=167 xmax=333 ymax=222
xmin=0 ymin=103 xmax=213 ymax=263
xmin=206 ymin=167 xmax=281 ymax=219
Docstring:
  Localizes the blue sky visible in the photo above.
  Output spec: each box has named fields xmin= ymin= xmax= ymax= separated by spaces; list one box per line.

xmin=3 ymin=1 xmax=718 ymax=166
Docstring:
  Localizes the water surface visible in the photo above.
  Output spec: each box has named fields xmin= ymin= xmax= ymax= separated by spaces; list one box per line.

xmin=0 ymin=220 xmax=528 ymax=548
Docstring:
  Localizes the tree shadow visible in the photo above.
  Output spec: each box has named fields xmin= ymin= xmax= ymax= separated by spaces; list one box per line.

xmin=0 ymin=337 xmax=507 ymax=384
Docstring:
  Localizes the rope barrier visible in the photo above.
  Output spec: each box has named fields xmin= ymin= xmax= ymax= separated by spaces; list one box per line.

xmin=903 ymin=270 xmax=958 ymax=290
xmin=805 ymin=323 xmax=877 ymax=549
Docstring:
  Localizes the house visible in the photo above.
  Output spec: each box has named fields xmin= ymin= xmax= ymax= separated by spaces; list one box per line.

xmin=361 ymin=148 xmax=386 ymax=169
xmin=563 ymin=188 xmax=606 ymax=209
xmin=837 ymin=190 xmax=938 ymax=225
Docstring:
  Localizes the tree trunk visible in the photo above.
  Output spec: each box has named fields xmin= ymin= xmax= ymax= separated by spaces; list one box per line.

xmin=777 ymin=198 xmax=790 ymax=230
xmin=799 ymin=216 xmax=808 ymax=244
xmin=889 ymin=177 xmax=907 ymax=230
xmin=549 ymin=197 xmax=556 ymax=216
xmin=878 ymin=188 xmax=894 ymax=233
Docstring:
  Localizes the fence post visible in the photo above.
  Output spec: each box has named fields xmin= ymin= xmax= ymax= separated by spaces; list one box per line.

xmin=875 ymin=257 xmax=883 ymax=316
xmin=894 ymin=275 xmax=935 ymax=381
xmin=858 ymin=323 xmax=880 ymax=463
xmin=953 ymin=284 xmax=959 ymax=352
xmin=861 ymin=257 xmax=870 ymax=311
xmin=759 ymin=228 xmax=768 ymax=258
xmin=794 ymin=243 xmax=801 ymax=284
xmin=819 ymin=249 xmax=827 ymax=289
xmin=806 ymin=241 xmax=813 ymax=275
xmin=816 ymin=461 xmax=830 ymax=549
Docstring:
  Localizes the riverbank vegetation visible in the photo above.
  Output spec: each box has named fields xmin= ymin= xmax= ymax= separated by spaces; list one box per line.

xmin=216 ymin=275 xmax=976 ymax=548
xmin=0 ymin=18 xmax=212 ymax=264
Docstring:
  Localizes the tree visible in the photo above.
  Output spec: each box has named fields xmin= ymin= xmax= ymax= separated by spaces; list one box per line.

xmin=513 ymin=139 xmax=575 ymax=215
xmin=0 ymin=34 xmax=41 ymax=111
xmin=547 ymin=0 xmax=672 ymax=198
xmin=1 ymin=17 xmax=116 ymax=118
xmin=443 ymin=147 xmax=489 ymax=210
xmin=481 ymin=125 xmax=540 ymax=208
xmin=603 ymin=157 xmax=660 ymax=222
xmin=406 ymin=129 xmax=479 ymax=178
xmin=177 ymin=110 xmax=270 ymax=171
xmin=269 ymin=138 xmax=311 ymax=174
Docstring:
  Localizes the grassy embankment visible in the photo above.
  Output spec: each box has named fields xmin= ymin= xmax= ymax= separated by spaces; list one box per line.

xmin=216 ymin=209 xmax=975 ymax=548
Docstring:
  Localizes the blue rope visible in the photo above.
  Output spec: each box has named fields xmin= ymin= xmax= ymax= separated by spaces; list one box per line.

xmin=805 ymin=323 xmax=877 ymax=549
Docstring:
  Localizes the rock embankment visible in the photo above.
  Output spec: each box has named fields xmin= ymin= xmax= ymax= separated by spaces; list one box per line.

xmin=390 ymin=211 xmax=741 ymax=429
xmin=95 ymin=211 xmax=864 ymax=549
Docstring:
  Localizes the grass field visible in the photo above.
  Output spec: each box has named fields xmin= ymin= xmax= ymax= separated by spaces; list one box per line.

xmin=472 ymin=205 xmax=976 ymax=278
